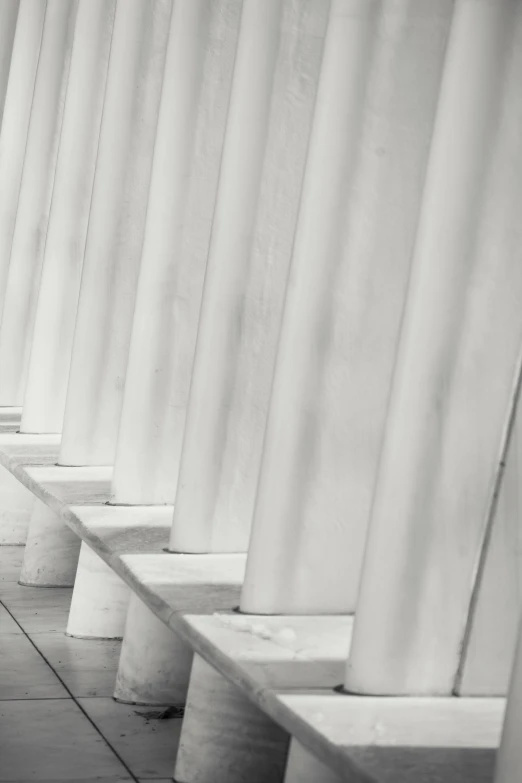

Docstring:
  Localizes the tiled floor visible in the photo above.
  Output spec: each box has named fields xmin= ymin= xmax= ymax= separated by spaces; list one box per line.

xmin=0 ymin=546 xmax=180 ymax=782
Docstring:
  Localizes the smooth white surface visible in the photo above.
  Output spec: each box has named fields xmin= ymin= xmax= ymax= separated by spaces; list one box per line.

xmin=277 ymin=693 xmax=502 ymax=783
xmin=0 ymin=462 xmax=34 ymax=544
xmin=182 ymin=615 xmax=501 ymax=783
xmin=19 ymin=497 xmax=80 ymax=586
xmin=0 ymin=0 xmax=77 ymax=405
xmin=458 ymin=407 xmax=522 ymax=695
xmin=183 ymin=613 xmax=352 ymax=691
xmin=67 ymin=542 xmax=130 ymax=639
xmin=495 ymin=613 xmax=522 ymax=783
xmin=59 ymin=0 xmax=171 ymax=466
xmin=0 ymin=0 xmax=46 ymax=328
xmin=111 ymin=0 xmax=241 ymax=505
xmin=21 ymin=0 xmax=116 ymax=434
xmin=0 ymin=1 xmax=19 ymax=121
xmin=346 ymin=0 xmax=522 ymax=696
xmin=114 ymin=592 xmax=193 ymax=705
xmin=117 ymin=551 xmax=245 ymax=623
xmin=174 ymin=653 xmax=289 ymax=783
xmin=23 ymin=464 xmax=112 ymax=502
xmin=170 ymin=0 xmax=329 ymax=553
xmin=241 ymin=0 xmax=452 ymax=615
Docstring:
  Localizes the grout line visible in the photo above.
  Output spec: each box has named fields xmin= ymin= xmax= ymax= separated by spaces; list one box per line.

xmin=0 ymin=597 xmax=140 ymax=783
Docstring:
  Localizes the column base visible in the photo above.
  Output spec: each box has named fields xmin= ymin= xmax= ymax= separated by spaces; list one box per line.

xmin=114 ymin=592 xmax=193 ymax=705
xmin=19 ymin=498 xmax=80 ymax=586
xmin=0 ymin=465 xmax=35 ymax=545
xmin=284 ymin=739 xmax=341 ymax=783
xmin=66 ymin=542 xmax=130 ymax=638
xmin=174 ymin=654 xmax=289 ymax=783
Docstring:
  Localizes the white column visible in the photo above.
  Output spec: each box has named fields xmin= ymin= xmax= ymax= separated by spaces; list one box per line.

xmin=346 ymin=0 xmax=522 ymax=696
xmin=110 ymin=0 xmax=241 ymax=505
xmin=0 ymin=0 xmax=19 ymax=121
xmin=0 ymin=0 xmax=78 ymax=405
xmin=58 ymin=0 xmax=172 ymax=467
xmin=66 ymin=543 xmax=130 ymax=638
xmin=20 ymin=0 xmax=116 ymax=434
xmin=0 ymin=465 xmax=34 ymax=545
xmin=174 ymin=654 xmax=289 ymax=783
xmin=169 ymin=0 xmax=329 ymax=553
xmin=0 ymin=0 xmax=46 ymax=328
xmin=19 ymin=498 xmax=80 ymax=587
xmin=494 ymin=611 xmax=522 ymax=783
xmin=240 ymin=0 xmax=451 ymax=615
xmin=113 ymin=593 xmax=193 ymax=705
xmin=457 ymin=408 xmax=522 ymax=695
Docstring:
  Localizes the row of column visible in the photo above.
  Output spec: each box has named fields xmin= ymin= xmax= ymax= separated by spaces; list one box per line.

xmin=0 ymin=0 xmax=522 ymax=780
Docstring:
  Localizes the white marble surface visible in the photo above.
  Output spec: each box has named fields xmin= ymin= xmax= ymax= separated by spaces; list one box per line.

xmin=346 ymin=0 xmax=522 ymax=697
xmin=0 ymin=462 xmax=34 ymax=544
xmin=170 ymin=0 xmax=330 ymax=554
xmin=0 ymin=0 xmax=18 ymax=119
xmin=175 ymin=653 xmax=289 ymax=783
xmin=23 ymin=464 xmax=113 ymax=510
xmin=183 ymin=613 xmax=352 ymax=690
xmin=19 ymin=497 xmax=80 ymax=586
xmin=59 ymin=0 xmax=172 ymax=466
xmin=177 ymin=611 xmax=503 ymax=783
xmin=112 ymin=0 xmax=241 ymax=506
xmin=240 ymin=0 xmax=452 ymax=616
xmin=0 ymin=1 xmax=46 ymax=328
xmin=67 ymin=542 xmax=130 ymax=639
xmin=21 ymin=0 xmax=116 ymax=434
xmin=115 ymin=592 xmax=192 ymax=705
xmin=0 ymin=0 xmax=77 ymax=405
xmin=119 ymin=552 xmax=245 ymax=625
xmin=65 ymin=503 xmax=172 ymax=565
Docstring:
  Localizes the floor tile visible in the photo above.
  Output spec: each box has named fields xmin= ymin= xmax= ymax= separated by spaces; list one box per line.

xmin=79 ymin=698 xmax=181 ymax=779
xmin=0 ymin=699 xmax=132 ymax=780
xmin=30 ymin=632 xmax=122 ymax=697
xmin=1 ymin=585 xmax=72 ymax=632
xmin=0 ymin=633 xmax=67 ymax=699
xmin=0 ymin=546 xmax=24 ymax=583
xmin=0 ymin=604 xmax=22 ymax=633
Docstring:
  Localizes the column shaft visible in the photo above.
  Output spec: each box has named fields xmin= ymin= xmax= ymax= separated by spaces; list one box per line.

xmin=21 ymin=0 xmax=116 ymax=434
xmin=0 ymin=0 xmax=46 ymax=329
xmin=240 ymin=0 xmax=451 ymax=615
xmin=59 ymin=0 xmax=171 ymax=466
xmin=346 ymin=0 xmax=522 ymax=695
xmin=0 ymin=0 xmax=78 ymax=405
xmin=170 ymin=0 xmax=329 ymax=552
xmin=457 ymin=407 xmax=522 ymax=695
xmin=111 ymin=0 xmax=241 ymax=504
xmin=0 ymin=0 xmax=19 ymax=122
